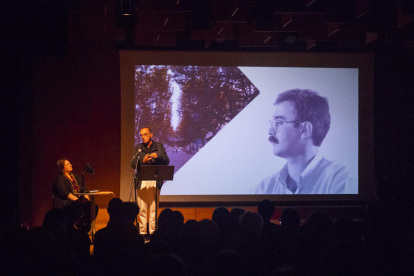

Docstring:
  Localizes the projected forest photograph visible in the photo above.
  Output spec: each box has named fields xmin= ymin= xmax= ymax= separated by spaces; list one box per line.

xmin=134 ymin=65 xmax=260 ymax=173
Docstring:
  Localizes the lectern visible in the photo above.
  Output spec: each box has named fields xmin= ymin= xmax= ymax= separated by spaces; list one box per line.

xmin=138 ymin=165 xmax=174 ymax=229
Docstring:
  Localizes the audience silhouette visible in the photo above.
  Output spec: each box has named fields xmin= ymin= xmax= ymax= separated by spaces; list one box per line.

xmin=92 ymin=198 xmax=144 ymax=275
xmin=258 ymin=199 xmax=280 ymax=234
xmin=2 ymin=197 xmax=413 ymax=276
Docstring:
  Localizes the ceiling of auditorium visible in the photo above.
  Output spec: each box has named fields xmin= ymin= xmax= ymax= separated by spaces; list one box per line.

xmin=66 ymin=0 xmax=414 ymax=52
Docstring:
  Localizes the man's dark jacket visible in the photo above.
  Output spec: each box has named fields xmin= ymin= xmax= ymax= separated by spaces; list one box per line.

xmin=130 ymin=140 xmax=169 ymax=189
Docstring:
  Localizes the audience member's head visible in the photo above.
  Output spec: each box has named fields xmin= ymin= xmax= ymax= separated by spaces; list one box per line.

xmin=107 ymin=198 xmax=125 ymax=222
xmin=42 ymin=208 xmax=67 ymax=235
xmin=240 ymin=211 xmax=263 ymax=238
xmin=182 ymin=219 xmax=197 ymax=234
xmin=42 ymin=208 xmax=70 ymax=253
xmin=168 ymin=210 xmax=184 ymax=236
xmin=258 ymin=199 xmax=276 ymax=222
xmin=193 ymin=219 xmax=220 ymax=252
xmin=229 ymin=208 xmax=245 ymax=233
xmin=305 ymin=211 xmax=333 ymax=232
xmin=280 ymin=208 xmax=301 ymax=233
xmin=212 ymin=207 xmax=230 ymax=234
xmin=123 ymin=202 xmax=140 ymax=223
xmin=158 ymin=208 xmax=173 ymax=231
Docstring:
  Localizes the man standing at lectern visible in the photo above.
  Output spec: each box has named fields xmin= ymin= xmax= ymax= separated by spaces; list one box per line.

xmin=131 ymin=127 xmax=169 ymax=235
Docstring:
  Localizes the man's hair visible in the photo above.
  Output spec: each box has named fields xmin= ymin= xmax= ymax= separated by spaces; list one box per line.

xmin=140 ymin=127 xmax=152 ymax=133
xmin=275 ymin=89 xmax=330 ymax=146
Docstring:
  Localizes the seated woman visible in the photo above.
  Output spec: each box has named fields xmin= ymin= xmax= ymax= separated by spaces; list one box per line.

xmin=52 ymin=159 xmax=97 ymax=232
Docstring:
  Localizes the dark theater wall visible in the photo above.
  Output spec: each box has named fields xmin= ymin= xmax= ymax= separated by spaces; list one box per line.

xmin=24 ymin=43 xmax=121 ymax=226
xmin=374 ymin=51 xmax=414 ymax=203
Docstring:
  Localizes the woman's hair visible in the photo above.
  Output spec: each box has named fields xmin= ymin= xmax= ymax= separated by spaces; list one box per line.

xmin=56 ymin=159 xmax=67 ymax=175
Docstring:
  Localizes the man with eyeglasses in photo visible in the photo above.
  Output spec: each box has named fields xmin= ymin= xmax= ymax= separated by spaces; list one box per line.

xmin=131 ymin=127 xmax=169 ymax=235
xmin=250 ymin=89 xmax=350 ymax=194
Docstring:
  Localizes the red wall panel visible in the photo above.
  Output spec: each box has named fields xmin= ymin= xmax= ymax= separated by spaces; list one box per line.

xmin=27 ymin=42 xmax=121 ymax=226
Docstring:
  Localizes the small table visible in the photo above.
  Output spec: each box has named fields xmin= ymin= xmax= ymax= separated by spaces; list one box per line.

xmin=75 ymin=191 xmax=114 ymax=243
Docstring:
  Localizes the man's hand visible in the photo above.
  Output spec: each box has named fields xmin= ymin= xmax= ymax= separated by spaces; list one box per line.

xmin=148 ymin=153 xmax=158 ymax=159
xmin=143 ymin=153 xmax=158 ymax=164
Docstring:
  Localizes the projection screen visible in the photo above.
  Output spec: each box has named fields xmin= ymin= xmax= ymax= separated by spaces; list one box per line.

xmin=120 ymin=51 xmax=374 ymax=205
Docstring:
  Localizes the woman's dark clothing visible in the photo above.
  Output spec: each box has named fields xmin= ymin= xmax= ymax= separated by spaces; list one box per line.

xmin=52 ymin=174 xmax=82 ymax=209
xmin=52 ymin=173 xmax=97 ymax=233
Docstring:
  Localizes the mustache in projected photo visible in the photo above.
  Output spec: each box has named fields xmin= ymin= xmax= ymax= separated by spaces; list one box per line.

xmin=133 ymin=65 xmax=359 ymax=196
xmin=268 ymin=136 xmax=278 ymax=144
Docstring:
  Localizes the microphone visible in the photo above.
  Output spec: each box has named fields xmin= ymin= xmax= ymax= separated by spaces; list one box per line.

xmin=132 ymin=148 xmax=142 ymax=160
xmin=131 ymin=148 xmax=142 ymax=170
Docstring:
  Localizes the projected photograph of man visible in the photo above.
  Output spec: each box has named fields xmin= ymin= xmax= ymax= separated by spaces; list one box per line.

xmin=250 ymin=89 xmax=351 ymax=194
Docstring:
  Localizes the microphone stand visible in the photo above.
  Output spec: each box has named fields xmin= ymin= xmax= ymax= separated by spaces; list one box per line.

xmin=132 ymin=150 xmax=141 ymax=190
xmin=131 ymin=150 xmax=141 ymax=227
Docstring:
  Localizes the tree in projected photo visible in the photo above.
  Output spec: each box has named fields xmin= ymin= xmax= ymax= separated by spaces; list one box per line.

xmin=171 ymin=66 xmax=259 ymax=150
xmin=134 ymin=66 xmax=174 ymax=145
xmin=134 ymin=65 xmax=260 ymax=172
